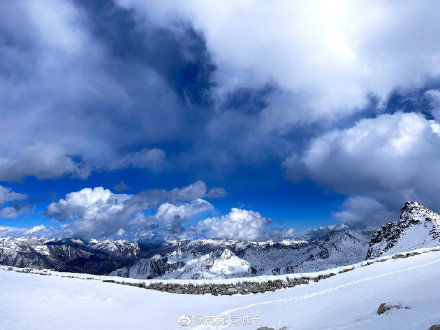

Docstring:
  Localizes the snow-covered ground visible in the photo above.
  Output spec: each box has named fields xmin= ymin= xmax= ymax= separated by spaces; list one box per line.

xmin=1 ymin=249 xmax=440 ymax=329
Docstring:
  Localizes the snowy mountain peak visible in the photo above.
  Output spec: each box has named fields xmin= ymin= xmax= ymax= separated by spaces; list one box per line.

xmin=367 ymin=201 xmax=440 ymax=258
xmin=400 ymin=201 xmax=440 ymax=224
xmin=219 ymin=248 xmax=234 ymax=259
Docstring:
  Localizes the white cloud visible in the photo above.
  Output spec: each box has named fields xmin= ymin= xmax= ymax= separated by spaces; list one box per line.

xmin=46 ymin=181 xmax=225 ymax=238
xmin=155 ymin=199 xmax=213 ymax=223
xmin=285 ymin=112 xmax=440 ymax=225
xmin=47 ymin=187 xmax=137 ymax=237
xmin=154 ymin=199 xmax=213 ymax=234
xmin=47 ymin=187 xmax=132 ymax=223
xmin=197 ymin=208 xmax=271 ymax=241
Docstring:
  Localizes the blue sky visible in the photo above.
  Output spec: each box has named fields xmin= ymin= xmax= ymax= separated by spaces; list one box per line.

xmin=1 ymin=0 xmax=440 ymax=240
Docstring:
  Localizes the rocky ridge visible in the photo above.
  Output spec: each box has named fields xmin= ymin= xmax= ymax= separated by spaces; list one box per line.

xmin=367 ymin=201 xmax=440 ymax=258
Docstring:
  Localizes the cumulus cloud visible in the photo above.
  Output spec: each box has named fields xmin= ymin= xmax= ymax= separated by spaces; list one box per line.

xmin=285 ymin=112 xmax=440 ymax=225
xmin=47 ymin=187 xmax=133 ymax=223
xmin=197 ymin=208 xmax=272 ymax=241
xmin=47 ymin=187 xmax=138 ymax=237
xmin=46 ymin=181 xmax=223 ymax=238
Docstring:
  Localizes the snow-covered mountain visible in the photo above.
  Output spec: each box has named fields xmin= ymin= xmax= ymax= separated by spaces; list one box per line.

xmin=0 ymin=237 xmax=141 ymax=274
xmin=111 ymin=229 xmax=372 ymax=279
xmin=0 ymin=230 xmax=372 ymax=279
xmin=3 ymin=201 xmax=440 ymax=280
xmin=111 ymin=248 xmax=254 ymax=280
xmin=367 ymin=201 xmax=440 ymax=258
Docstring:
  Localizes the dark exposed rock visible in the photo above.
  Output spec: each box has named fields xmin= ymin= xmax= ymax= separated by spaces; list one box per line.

xmin=377 ymin=303 xmax=409 ymax=315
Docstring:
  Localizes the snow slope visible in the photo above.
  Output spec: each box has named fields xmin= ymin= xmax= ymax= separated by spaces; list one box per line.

xmin=1 ymin=249 xmax=440 ymax=329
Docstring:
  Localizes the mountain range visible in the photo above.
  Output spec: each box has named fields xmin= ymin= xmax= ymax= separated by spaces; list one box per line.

xmin=1 ymin=201 xmax=439 ymax=280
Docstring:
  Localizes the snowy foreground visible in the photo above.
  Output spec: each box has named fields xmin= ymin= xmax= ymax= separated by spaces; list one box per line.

xmin=1 ymin=250 xmax=440 ymax=330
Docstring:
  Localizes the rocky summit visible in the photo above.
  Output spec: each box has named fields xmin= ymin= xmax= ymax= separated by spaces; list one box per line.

xmin=367 ymin=201 xmax=440 ymax=258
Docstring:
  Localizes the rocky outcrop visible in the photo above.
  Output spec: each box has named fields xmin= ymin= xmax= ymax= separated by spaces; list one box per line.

xmin=377 ymin=303 xmax=409 ymax=315
xmin=367 ymin=202 xmax=440 ymax=258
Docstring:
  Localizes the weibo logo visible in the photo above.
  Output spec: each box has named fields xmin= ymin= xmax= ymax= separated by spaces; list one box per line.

xmin=177 ymin=314 xmax=193 ymax=326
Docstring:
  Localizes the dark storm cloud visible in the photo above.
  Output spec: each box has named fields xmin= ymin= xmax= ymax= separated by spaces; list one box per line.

xmin=0 ymin=0 xmax=300 ymax=182
xmin=74 ymin=0 xmax=216 ymax=107
xmin=0 ymin=0 xmax=218 ymax=181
